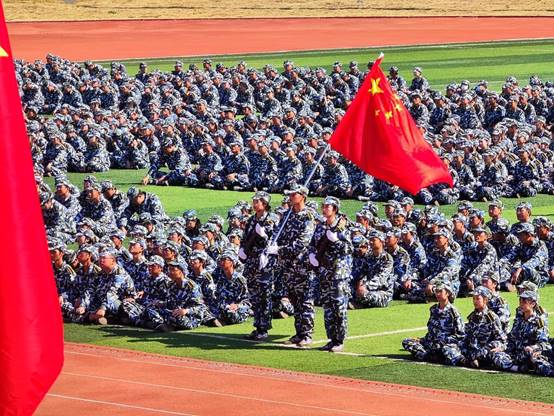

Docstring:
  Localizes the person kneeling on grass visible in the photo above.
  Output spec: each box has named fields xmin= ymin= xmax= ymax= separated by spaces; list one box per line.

xmin=402 ymin=280 xmax=465 ymax=362
xmin=443 ymin=286 xmax=506 ymax=368
xmin=213 ymin=251 xmax=252 ymax=325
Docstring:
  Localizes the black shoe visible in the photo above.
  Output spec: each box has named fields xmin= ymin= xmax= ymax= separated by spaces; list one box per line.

xmin=283 ymin=335 xmax=302 ymax=345
xmin=246 ymin=330 xmax=268 ymax=341
xmin=318 ymin=342 xmax=333 ymax=351
xmin=207 ymin=318 xmax=223 ymax=328
xmin=155 ymin=324 xmax=173 ymax=333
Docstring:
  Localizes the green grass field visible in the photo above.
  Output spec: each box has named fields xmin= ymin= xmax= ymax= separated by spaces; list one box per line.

xmin=60 ymin=39 xmax=554 ymax=403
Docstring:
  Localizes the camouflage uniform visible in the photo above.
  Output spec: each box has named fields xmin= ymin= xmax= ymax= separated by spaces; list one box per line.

xmin=354 ymin=238 xmax=394 ymax=307
xmin=460 ymin=241 xmax=498 ymax=295
xmin=241 ymin=208 xmax=278 ymax=335
xmin=309 ymin=210 xmax=352 ymax=346
xmin=493 ymin=299 xmax=552 ymax=375
xmin=276 ymin=197 xmax=316 ymax=341
xmin=403 ymin=302 xmax=465 ymax=362
xmin=443 ymin=290 xmax=506 ymax=366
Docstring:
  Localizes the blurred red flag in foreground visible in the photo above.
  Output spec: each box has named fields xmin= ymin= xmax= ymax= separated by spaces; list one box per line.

xmin=0 ymin=1 xmax=64 ymax=414
xmin=329 ymin=54 xmax=452 ymax=195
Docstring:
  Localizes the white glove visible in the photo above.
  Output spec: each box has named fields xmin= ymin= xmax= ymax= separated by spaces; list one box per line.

xmin=266 ymin=244 xmax=279 ymax=255
xmin=255 ymin=223 xmax=267 ymax=238
xmin=326 ymin=230 xmax=339 ymax=243
xmin=259 ymin=253 xmax=269 ymax=270
xmin=309 ymin=253 xmax=319 ymax=267
xmin=238 ymin=247 xmax=247 ymax=260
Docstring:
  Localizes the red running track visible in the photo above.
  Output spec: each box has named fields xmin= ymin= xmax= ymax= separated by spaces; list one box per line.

xmin=7 ymin=17 xmax=554 ymax=62
xmin=35 ymin=343 xmax=554 ymax=416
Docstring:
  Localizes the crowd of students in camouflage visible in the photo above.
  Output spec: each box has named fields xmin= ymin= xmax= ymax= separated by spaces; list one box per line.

xmin=41 ymin=164 xmax=554 ymax=373
xmin=17 ymin=54 xmax=554 ymax=203
xmin=25 ymin=53 xmax=554 ymax=375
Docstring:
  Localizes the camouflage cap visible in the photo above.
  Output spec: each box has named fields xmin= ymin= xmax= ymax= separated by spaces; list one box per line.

xmin=473 ymin=286 xmax=492 ymax=300
xmin=488 ymin=200 xmax=504 ymax=209
xmin=519 ymin=290 xmax=538 ymax=302
xmin=491 ymin=218 xmax=510 ymax=233
xmin=352 ymin=235 xmax=369 ymax=247
xmin=227 ymin=228 xmax=243 ymax=239
xmin=127 ymin=186 xmax=140 ymax=199
xmin=367 ymin=230 xmax=385 ymax=242
xmin=99 ymin=247 xmax=117 ymax=258
xmin=130 ymin=225 xmax=148 ymax=236
xmin=533 ymin=216 xmax=552 ymax=229
xmin=146 ymin=255 xmax=165 ymax=267
xmin=392 ymin=208 xmax=406 ymax=217
xmin=101 ymin=180 xmax=115 ymax=192
xmin=167 ymin=260 xmax=186 ymax=271
xmin=457 ymin=201 xmax=473 ymax=211
xmin=284 ymin=184 xmax=309 ymax=197
xmin=48 ymin=240 xmax=66 ymax=251
xmin=481 ymin=271 xmax=500 ymax=283
xmin=218 ymin=250 xmax=239 ymax=264
xmin=433 ymin=228 xmax=451 ymax=239
xmin=433 ymin=280 xmax=453 ymax=294
xmin=516 ymin=222 xmax=535 ymax=235
xmin=323 ymin=196 xmax=341 ymax=209
xmin=517 ymin=281 xmax=538 ymax=292
xmin=252 ymin=191 xmax=271 ymax=204
xmin=189 ymin=250 xmax=208 ymax=262
xmin=182 ymin=209 xmax=198 ymax=220
xmin=401 ymin=223 xmax=417 ymax=234
xmin=516 ymin=201 xmax=532 ymax=211
xmin=192 ymin=236 xmax=209 ymax=247
xmin=109 ymin=230 xmax=126 ymax=240
xmin=400 ymin=197 xmax=414 ymax=206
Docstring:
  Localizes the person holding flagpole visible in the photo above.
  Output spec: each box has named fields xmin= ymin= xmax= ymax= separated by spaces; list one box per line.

xmin=266 ymin=184 xmax=316 ymax=347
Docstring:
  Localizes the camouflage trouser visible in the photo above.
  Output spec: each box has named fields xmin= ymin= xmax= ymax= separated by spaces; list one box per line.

xmin=217 ymin=301 xmax=252 ymax=325
xmin=433 ymin=188 xmax=459 ymax=205
xmin=214 ymin=173 xmax=250 ymax=189
xmin=533 ymin=355 xmax=554 ymax=376
xmin=442 ymin=344 xmax=494 ymax=366
xmin=121 ymin=299 xmax=147 ymax=325
xmin=493 ymin=350 xmax=535 ymax=373
xmin=319 ymin=269 xmax=349 ymax=344
xmin=143 ymin=306 xmax=206 ymax=330
xmin=356 ymin=289 xmax=391 ymax=308
xmin=519 ymin=267 xmax=549 ymax=288
xmin=402 ymin=337 xmax=455 ymax=362
xmin=60 ymin=299 xmax=75 ymax=317
xmin=475 ymin=185 xmax=501 ymax=201
xmin=458 ymin=185 xmax=476 ymax=201
xmin=281 ymin=258 xmax=315 ymax=339
xmin=272 ymin=263 xmax=295 ymax=317
xmin=151 ymin=170 xmax=198 ymax=186
xmin=512 ymin=182 xmax=541 ymax=197
xmin=416 ymin=189 xmax=433 ymax=205
xmin=245 ymin=260 xmax=274 ymax=333
xmin=251 ymin=174 xmax=279 ymax=191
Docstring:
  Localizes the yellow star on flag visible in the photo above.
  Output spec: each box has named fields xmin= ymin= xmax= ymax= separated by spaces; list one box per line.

xmin=0 ymin=45 xmax=8 ymax=57
xmin=385 ymin=111 xmax=393 ymax=120
xmin=394 ymin=103 xmax=402 ymax=112
xmin=374 ymin=109 xmax=381 ymax=117
xmin=368 ymin=78 xmax=384 ymax=96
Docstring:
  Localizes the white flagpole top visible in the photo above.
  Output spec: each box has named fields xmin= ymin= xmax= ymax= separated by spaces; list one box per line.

xmin=378 ymin=52 xmax=384 ymax=59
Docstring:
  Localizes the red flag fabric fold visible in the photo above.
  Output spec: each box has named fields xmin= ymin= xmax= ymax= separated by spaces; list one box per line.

xmin=329 ymin=55 xmax=453 ymax=195
xmin=0 ymin=1 xmax=64 ymax=414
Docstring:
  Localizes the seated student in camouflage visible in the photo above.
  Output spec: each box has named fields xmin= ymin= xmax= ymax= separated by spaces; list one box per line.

xmin=152 ymin=260 xmax=212 ymax=330
xmin=212 ymin=251 xmax=252 ymax=325
xmin=505 ymin=222 xmax=549 ymax=288
xmin=459 ymin=226 xmax=498 ymax=297
xmin=492 ymin=290 xmax=553 ymax=375
xmin=88 ymin=248 xmax=137 ymax=325
xmin=481 ymin=272 xmax=511 ymax=332
xmin=352 ymin=230 xmax=394 ymax=308
xmin=49 ymin=239 xmax=77 ymax=319
xmin=443 ymin=286 xmax=506 ymax=368
xmin=402 ymin=281 xmax=465 ymax=363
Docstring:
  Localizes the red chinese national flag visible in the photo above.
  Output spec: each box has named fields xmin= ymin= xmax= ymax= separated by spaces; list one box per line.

xmin=329 ymin=54 xmax=452 ymax=195
xmin=0 ymin=2 xmax=64 ymax=414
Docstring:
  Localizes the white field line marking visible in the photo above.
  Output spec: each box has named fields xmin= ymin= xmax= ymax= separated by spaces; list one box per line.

xmin=65 ymin=349 xmax=554 ymax=415
xmin=60 ymin=372 xmax=375 ymax=416
xmin=312 ymin=327 xmax=428 ymax=345
xmin=46 ymin=393 xmax=197 ymax=416
xmin=173 ymin=326 xmax=428 ymax=346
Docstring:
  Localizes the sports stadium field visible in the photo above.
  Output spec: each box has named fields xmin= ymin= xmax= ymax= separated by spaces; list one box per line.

xmin=26 ymin=16 xmax=554 ymax=415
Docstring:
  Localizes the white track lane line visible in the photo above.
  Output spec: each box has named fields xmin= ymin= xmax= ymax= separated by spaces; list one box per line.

xmin=65 ymin=349 xmax=554 ymax=416
xmin=59 ymin=372 xmax=376 ymax=416
xmin=46 ymin=393 xmax=197 ymax=416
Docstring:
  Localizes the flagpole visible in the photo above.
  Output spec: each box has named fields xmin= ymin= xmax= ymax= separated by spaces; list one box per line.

xmin=259 ymin=144 xmax=330 ymax=268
